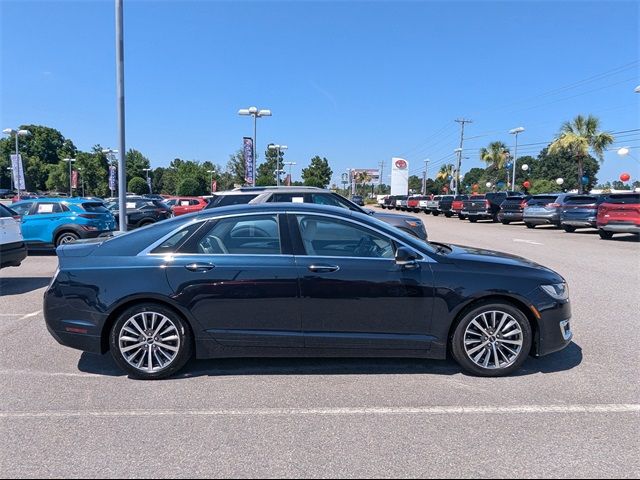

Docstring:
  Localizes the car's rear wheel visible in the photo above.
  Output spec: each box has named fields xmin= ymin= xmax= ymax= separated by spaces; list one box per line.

xmin=525 ymin=223 xmax=535 ymax=229
xmin=445 ymin=213 xmax=452 ymax=218
xmin=458 ymin=214 xmax=466 ymax=220
xmin=55 ymin=231 xmax=79 ymax=247
xmin=501 ymin=220 xmax=510 ymax=225
xmin=599 ymin=229 xmax=614 ymax=240
xmin=139 ymin=220 xmax=155 ymax=228
xmin=469 ymin=217 xmax=477 ymax=223
xmin=563 ymin=225 xmax=576 ymax=233
xmin=109 ymin=303 xmax=193 ymax=380
xmin=451 ymin=302 xmax=532 ymax=377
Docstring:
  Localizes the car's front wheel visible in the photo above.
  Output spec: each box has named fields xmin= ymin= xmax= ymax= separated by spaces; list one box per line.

xmin=451 ymin=302 xmax=532 ymax=377
xmin=599 ymin=229 xmax=614 ymax=240
xmin=109 ymin=303 xmax=193 ymax=380
xmin=563 ymin=225 xmax=576 ymax=233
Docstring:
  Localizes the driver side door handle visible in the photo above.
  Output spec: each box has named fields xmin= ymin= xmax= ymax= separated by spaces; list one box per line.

xmin=308 ymin=264 xmax=340 ymax=273
xmin=185 ymin=262 xmax=215 ymax=272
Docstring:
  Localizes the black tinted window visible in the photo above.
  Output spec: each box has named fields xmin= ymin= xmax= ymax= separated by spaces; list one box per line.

xmin=81 ymin=202 xmax=110 ymax=213
xmin=528 ymin=195 xmax=558 ymax=205
xmin=604 ymin=194 xmax=640 ymax=204
xmin=213 ymin=194 xmax=259 ymax=207
xmin=270 ymin=193 xmax=306 ymax=203
xmin=0 ymin=204 xmax=17 ymax=217
xmin=186 ymin=215 xmax=280 ymax=255
xmin=10 ymin=203 xmax=33 ymax=216
xmin=565 ymin=196 xmax=599 ymax=205
xmin=151 ymin=222 xmax=204 ymax=254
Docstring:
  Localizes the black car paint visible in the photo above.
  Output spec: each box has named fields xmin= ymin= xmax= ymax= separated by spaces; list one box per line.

xmin=44 ymin=204 xmax=571 ymax=365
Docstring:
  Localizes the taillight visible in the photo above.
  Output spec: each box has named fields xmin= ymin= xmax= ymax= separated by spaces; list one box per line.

xmin=485 ymin=200 xmax=490 ymax=208
xmin=78 ymin=213 xmax=100 ymax=219
xmin=546 ymin=203 xmax=561 ymax=208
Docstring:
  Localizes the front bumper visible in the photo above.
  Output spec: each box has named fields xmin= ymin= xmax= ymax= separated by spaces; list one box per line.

xmin=529 ymin=290 xmax=573 ymax=357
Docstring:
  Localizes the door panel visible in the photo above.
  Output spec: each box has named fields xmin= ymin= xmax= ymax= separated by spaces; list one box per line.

xmin=292 ymin=214 xmax=435 ymax=350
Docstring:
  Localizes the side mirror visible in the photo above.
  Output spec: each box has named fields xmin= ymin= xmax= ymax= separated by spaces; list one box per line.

xmin=395 ymin=246 xmax=419 ymax=269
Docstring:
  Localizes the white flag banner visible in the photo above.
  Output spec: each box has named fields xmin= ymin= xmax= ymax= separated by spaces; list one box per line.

xmin=10 ymin=154 xmax=26 ymax=190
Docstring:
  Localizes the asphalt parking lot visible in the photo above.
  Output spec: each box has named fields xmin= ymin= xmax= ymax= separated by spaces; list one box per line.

xmin=1 ymin=211 xmax=638 ymax=478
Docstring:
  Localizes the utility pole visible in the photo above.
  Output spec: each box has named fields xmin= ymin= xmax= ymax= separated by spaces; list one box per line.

xmin=454 ymin=118 xmax=472 ymax=196
xmin=422 ymin=158 xmax=429 ymax=195
xmin=378 ymin=161 xmax=384 ymax=194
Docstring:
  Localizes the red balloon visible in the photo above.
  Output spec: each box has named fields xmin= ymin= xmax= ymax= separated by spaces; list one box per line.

xmin=620 ymin=173 xmax=631 ymax=182
xmin=523 ymin=181 xmax=531 ymax=189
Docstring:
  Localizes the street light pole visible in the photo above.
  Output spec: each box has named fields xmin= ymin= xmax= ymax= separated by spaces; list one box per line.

xmin=238 ymin=106 xmax=271 ymax=187
xmin=63 ymin=158 xmax=76 ymax=197
xmin=115 ymin=0 xmax=127 ymax=231
xmin=268 ymin=144 xmax=288 ymax=186
xmin=509 ymin=127 xmax=525 ymax=191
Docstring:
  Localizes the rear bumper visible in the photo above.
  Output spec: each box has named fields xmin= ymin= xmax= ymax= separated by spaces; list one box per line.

xmin=498 ymin=211 xmax=523 ymax=221
xmin=464 ymin=210 xmax=492 ymax=218
xmin=562 ymin=219 xmax=597 ymax=228
xmin=598 ymin=223 xmax=640 ymax=234
xmin=523 ymin=214 xmax=561 ymax=225
xmin=0 ymin=241 xmax=27 ymax=267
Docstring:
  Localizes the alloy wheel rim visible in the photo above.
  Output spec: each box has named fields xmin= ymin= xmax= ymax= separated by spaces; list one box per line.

xmin=118 ymin=311 xmax=181 ymax=373
xmin=59 ymin=235 xmax=76 ymax=244
xmin=463 ymin=310 xmax=523 ymax=370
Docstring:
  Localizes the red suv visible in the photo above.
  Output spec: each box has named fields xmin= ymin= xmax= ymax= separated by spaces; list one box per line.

xmin=597 ymin=193 xmax=640 ymax=240
xmin=166 ymin=197 xmax=209 ymax=216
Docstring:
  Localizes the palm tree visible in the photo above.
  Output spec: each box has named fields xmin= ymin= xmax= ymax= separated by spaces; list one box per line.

xmin=436 ymin=164 xmax=455 ymax=180
xmin=548 ymin=114 xmax=614 ymax=193
xmin=355 ymin=171 xmax=372 ymax=196
xmin=480 ymin=141 xmax=511 ymax=189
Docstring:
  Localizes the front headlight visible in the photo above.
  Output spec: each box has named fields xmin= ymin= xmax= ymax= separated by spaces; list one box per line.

xmin=541 ymin=283 xmax=569 ymax=301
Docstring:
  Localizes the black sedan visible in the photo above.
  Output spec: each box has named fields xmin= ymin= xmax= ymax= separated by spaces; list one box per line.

xmin=106 ymin=197 xmax=173 ymax=230
xmin=44 ymin=203 xmax=573 ymax=380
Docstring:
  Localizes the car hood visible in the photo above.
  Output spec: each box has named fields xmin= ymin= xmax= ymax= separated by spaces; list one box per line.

xmin=442 ymin=243 xmax=560 ymax=278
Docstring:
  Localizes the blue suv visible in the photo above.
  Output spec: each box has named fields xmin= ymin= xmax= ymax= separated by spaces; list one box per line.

xmin=10 ymin=198 xmax=116 ymax=249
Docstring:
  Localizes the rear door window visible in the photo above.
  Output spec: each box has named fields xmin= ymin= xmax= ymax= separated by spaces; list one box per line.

xmin=185 ymin=215 xmax=281 ymax=255
xmin=35 ymin=203 xmax=63 ymax=214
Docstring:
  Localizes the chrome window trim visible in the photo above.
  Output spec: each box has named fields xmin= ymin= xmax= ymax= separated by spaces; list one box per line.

xmin=138 ymin=209 xmax=433 ymax=262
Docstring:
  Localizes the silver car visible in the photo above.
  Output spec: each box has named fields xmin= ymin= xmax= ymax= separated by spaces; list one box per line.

xmin=523 ymin=193 xmax=574 ymax=228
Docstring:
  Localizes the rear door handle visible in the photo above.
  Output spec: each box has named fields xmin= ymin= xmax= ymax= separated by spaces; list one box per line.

xmin=185 ymin=262 xmax=215 ymax=272
xmin=308 ymin=264 xmax=340 ymax=273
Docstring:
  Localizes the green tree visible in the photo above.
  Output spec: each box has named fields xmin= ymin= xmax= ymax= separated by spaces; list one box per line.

xmin=302 ymin=156 xmax=333 ymax=188
xmin=128 ymin=177 xmax=149 ymax=195
xmin=256 ymin=146 xmax=282 ymax=186
xmin=528 ymin=179 xmax=558 ymax=195
xmin=408 ymin=175 xmax=422 ymax=193
xmin=125 ymin=149 xmax=151 ymax=183
xmin=548 ymin=114 xmax=614 ymax=193
xmin=177 ymin=177 xmax=201 ymax=196
xmin=531 ymin=148 xmax=599 ymax=192
xmin=225 ymin=149 xmax=246 ymax=188
xmin=74 ymin=148 xmax=110 ymax=197
xmin=461 ymin=168 xmax=486 ymax=191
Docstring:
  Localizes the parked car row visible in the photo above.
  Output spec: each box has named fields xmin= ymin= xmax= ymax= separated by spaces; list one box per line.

xmin=379 ymin=192 xmax=639 ymax=241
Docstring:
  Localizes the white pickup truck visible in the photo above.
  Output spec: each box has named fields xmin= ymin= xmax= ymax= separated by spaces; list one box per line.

xmin=425 ymin=195 xmax=442 ymax=215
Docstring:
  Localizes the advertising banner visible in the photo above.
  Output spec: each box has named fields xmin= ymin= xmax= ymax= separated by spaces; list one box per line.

xmin=351 ymin=168 xmax=380 ymax=183
xmin=10 ymin=154 xmax=26 ymax=190
xmin=109 ymin=166 xmax=117 ymax=192
xmin=390 ymin=158 xmax=409 ymax=195
xmin=243 ymin=137 xmax=254 ymax=185
xmin=71 ymin=170 xmax=78 ymax=189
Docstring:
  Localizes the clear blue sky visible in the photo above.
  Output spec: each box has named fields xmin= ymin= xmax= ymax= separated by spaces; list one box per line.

xmin=1 ymin=0 xmax=639 ymax=185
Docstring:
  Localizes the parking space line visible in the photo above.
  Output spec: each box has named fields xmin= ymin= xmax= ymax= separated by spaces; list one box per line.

xmin=513 ymin=239 xmax=544 ymax=245
xmin=0 ymin=404 xmax=638 ymax=419
xmin=18 ymin=310 xmax=42 ymax=320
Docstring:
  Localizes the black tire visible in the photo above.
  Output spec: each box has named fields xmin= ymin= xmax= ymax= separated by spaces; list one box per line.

xmin=525 ymin=223 xmax=535 ymax=229
xmin=469 ymin=217 xmax=478 ymax=223
xmin=599 ymin=229 xmax=614 ymax=240
xmin=445 ymin=213 xmax=453 ymax=218
xmin=451 ymin=301 xmax=532 ymax=377
xmin=492 ymin=213 xmax=499 ymax=223
xmin=563 ymin=225 xmax=576 ymax=233
xmin=433 ymin=212 xmax=440 ymax=216
xmin=55 ymin=231 xmax=79 ymax=247
xmin=109 ymin=303 xmax=193 ymax=380
xmin=501 ymin=220 xmax=510 ymax=225
xmin=138 ymin=219 xmax=156 ymax=228
xmin=458 ymin=214 xmax=466 ymax=220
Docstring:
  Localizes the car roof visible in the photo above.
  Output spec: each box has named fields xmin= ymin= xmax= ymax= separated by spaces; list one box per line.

xmin=13 ymin=197 xmax=92 ymax=204
xmin=231 ymin=186 xmax=323 ymax=192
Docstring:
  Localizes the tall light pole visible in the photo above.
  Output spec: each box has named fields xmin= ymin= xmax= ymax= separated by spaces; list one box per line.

xmin=454 ymin=119 xmax=472 ymax=195
xmin=268 ymin=144 xmax=288 ymax=186
xmin=238 ymin=106 xmax=271 ymax=186
xmin=62 ymin=158 xmax=76 ymax=197
xmin=509 ymin=127 xmax=525 ymax=191
xmin=115 ymin=0 xmax=127 ymax=231
xmin=2 ymin=128 xmax=30 ymax=199
xmin=143 ymin=168 xmax=152 ymax=193
xmin=422 ymin=158 xmax=429 ymax=195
